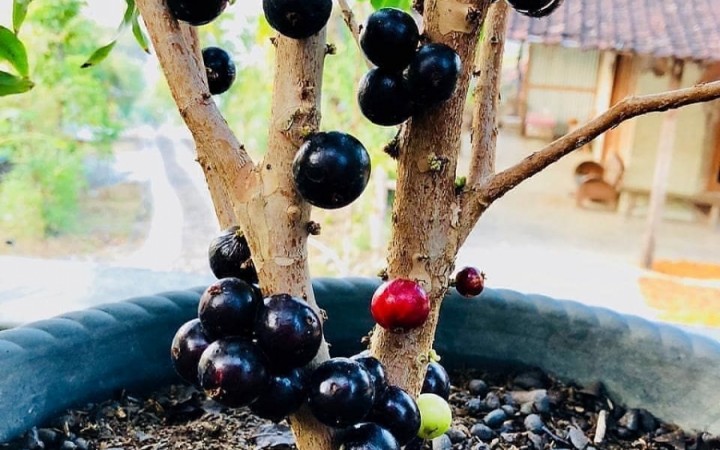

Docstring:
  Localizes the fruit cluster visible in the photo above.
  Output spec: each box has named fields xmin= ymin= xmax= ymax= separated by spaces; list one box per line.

xmin=308 ymin=353 xmax=454 ymax=448
xmin=170 ymin=226 xmax=322 ymax=420
xmin=357 ymin=8 xmax=461 ymax=127
xmin=506 ymin=0 xmax=564 ymax=17
xmin=171 ymin=279 xmax=323 ymax=418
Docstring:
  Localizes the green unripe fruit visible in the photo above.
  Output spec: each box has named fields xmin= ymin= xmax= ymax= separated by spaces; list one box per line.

xmin=416 ymin=393 xmax=452 ymax=439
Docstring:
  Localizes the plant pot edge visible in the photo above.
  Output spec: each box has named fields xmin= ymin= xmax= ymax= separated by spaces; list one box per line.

xmin=1 ymin=276 xmax=719 ymax=443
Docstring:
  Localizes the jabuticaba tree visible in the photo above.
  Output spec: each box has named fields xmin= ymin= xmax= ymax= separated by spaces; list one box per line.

xmin=7 ymin=0 xmax=720 ymax=448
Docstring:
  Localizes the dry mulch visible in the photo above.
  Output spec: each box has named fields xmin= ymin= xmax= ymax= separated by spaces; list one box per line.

xmin=3 ymin=368 xmax=718 ymax=450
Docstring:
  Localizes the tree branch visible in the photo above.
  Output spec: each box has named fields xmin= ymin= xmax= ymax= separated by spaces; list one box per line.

xmin=467 ymin=0 xmax=508 ymax=187
xmin=178 ymin=21 xmax=236 ymax=228
xmin=335 ymin=0 xmax=372 ymax=68
xmin=336 ymin=0 xmax=362 ymax=48
xmin=136 ymin=0 xmax=253 ymax=229
xmin=457 ymin=80 xmax=720 ymax=244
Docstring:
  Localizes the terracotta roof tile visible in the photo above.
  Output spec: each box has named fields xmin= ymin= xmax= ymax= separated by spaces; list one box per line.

xmin=506 ymin=0 xmax=720 ymax=61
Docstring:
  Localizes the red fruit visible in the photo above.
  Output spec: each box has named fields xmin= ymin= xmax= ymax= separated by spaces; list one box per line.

xmin=371 ymin=279 xmax=430 ymax=332
xmin=455 ymin=267 xmax=485 ymax=297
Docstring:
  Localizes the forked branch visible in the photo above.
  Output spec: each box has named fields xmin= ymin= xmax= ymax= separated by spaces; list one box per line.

xmin=468 ymin=0 xmax=509 ymax=186
xmin=457 ymin=80 xmax=720 ymax=244
xmin=136 ymin=0 xmax=254 ymax=228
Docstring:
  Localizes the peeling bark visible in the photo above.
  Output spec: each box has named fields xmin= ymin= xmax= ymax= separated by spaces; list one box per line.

xmin=468 ymin=0 xmax=508 ymax=187
xmin=232 ymin=32 xmax=334 ymax=450
xmin=370 ymin=0 xmax=492 ymax=394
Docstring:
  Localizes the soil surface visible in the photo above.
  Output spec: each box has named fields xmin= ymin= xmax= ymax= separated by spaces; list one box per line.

xmin=3 ymin=368 xmax=717 ymax=450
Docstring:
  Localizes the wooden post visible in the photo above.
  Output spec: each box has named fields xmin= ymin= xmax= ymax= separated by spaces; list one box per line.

xmin=640 ymin=59 xmax=684 ymax=269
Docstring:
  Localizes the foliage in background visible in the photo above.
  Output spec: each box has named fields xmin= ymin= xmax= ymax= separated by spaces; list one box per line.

xmin=0 ymin=0 xmax=145 ymax=238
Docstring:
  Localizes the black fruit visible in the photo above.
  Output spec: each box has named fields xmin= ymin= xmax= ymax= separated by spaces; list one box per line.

xmin=208 ymin=225 xmax=258 ymax=284
xmin=202 ymin=47 xmax=236 ymax=95
xmin=292 ymin=131 xmax=371 ymax=209
xmin=255 ymin=294 xmax=323 ymax=371
xmin=250 ymin=368 xmax=308 ymax=422
xmin=421 ymin=361 xmax=451 ymax=400
xmin=506 ymin=0 xmax=563 ymax=17
xmin=360 ymin=8 xmax=419 ymax=71
xmin=198 ymin=278 xmax=261 ymax=339
xmin=406 ymin=43 xmax=461 ymax=106
xmin=358 ymin=69 xmax=413 ymax=126
xmin=368 ymin=386 xmax=421 ymax=445
xmin=170 ymin=319 xmax=212 ymax=385
xmin=198 ymin=338 xmax=269 ymax=407
xmin=338 ymin=423 xmax=400 ymax=450
xmin=308 ymin=358 xmax=375 ymax=427
xmin=167 ymin=0 xmax=228 ymax=26
xmin=351 ymin=352 xmax=388 ymax=396
xmin=262 ymin=0 xmax=332 ymax=39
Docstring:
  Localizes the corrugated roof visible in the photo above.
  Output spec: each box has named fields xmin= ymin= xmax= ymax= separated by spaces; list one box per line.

xmin=506 ymin=0 xmax=720 ymax=62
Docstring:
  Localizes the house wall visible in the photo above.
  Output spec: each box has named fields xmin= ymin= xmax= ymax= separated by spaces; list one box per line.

xmin=623 ymin=62 xmax=710 ymax=196
xmin=524 ymin=45 xmax=599 ymax=138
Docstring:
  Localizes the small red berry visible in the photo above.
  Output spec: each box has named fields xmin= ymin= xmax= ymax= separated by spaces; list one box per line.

xmin=455 ymin=267 xmax=485 ymax=297
xmin=371 ymin=279 xmax=430 ymax=332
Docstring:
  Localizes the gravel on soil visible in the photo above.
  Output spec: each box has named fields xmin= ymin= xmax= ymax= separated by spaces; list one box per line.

xmin=2 ymin=368 xmax=718 ymax=450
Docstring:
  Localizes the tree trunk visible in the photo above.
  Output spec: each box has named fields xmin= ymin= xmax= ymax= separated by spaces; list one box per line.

xmin=371 ymin=0 xmax=491 ymax=394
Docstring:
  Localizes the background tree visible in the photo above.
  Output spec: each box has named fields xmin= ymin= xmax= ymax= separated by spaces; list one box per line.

xmin=5 ymin=0 xmax=720 ymax=448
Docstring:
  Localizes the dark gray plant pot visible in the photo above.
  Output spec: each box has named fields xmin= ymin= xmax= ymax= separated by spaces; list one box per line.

xmin=1 ymin=277 xmax=719 ymax=443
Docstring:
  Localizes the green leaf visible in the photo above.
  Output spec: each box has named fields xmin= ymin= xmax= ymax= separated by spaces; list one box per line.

xmin=12 ymin=0 xmax=33 ymax=34
xmin=81 ymin=41 xmax=117 ymax=68
xmin=131 ymin=12 xmax=150 ymax=54
xmin=0 ymin=26 xmax=29 ymax=77
xmin=82 ymin=0 xmax=136 ymax=68
xmin=121 ymin=0 xmax=136 ymax=30
xmin=370 ymin=0 xmax=411 ymax=10
xmin=0 ymin=70 xmax=33 ymax=96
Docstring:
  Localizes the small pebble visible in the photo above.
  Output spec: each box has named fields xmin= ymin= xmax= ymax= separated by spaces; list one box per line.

xmin=483 ymin=408 xmax=508 ymax=428
xmin=37 ymin=428 xmax=59 ymax=446
xmin=513 ymin=369 xmax=550 ymax=390
xmin=432 ymin=434 xmax=452 ymax=450
xmin=501 ymin=404 xmax=515 ymax=416
xmin=618 ymin=409 xmax=640 ymax=432
xmin=616 ymin=426 xmax=634 ymax=440
xmin=528 ymin=432 xmax=544 ymax=450
xmin=534 ymin=394 xmax=551 ymax=414
xmin=467 ymin=398 xmax=483 ymax=415
xmin=445 ymin=427 xmax=466 ymax=444
xmin=567 ymin=426 xmax=590 ymax=450
xmin=499 ymin=420 xmax=515 ymax=433
xmin=484 ymin=392 xmax=501 ymax=410
xmin=472 ymin=443 xmax=490 ymax=450
xmin=24 ymin=427 xmax=44 ymax=449
xmin=470 ymin=423 xmax=494 ymax=441
xmin=60 ymin=441 xmax=78 ymax=450
xmin=468 ymin=379 xmax=488 ymax=396
xmin=520 ymin=401 xmax=534 ymax=415
xmin=500 ymin=432 xmax=517 ymax=443
xmin=74 ymin=438 xmax=89 ymax=450
xmin=638 ymin=409 xmax=657 ymax=432
xmin=524 ymin=413 xmax=544 ymax=433
xmin=509 ymin=389 xmax=547 ymax=404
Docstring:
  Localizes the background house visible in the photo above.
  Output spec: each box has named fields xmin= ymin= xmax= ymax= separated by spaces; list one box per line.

xmin=504 ymin=0 xmax=720 ymax=222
